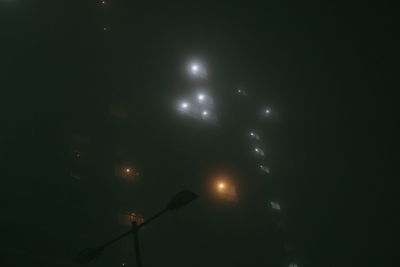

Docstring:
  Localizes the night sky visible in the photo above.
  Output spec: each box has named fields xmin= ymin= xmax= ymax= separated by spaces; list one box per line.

xmin=1 ymin=1 xmax=396 ymax=267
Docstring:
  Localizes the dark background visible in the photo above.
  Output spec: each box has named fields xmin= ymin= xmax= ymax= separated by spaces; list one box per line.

xmin=1 ymin=1 xmax=396 ymax=266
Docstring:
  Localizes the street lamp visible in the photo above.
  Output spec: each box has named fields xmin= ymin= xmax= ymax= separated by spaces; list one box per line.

xmin=75 ymin=190 xmax=198 ymax=265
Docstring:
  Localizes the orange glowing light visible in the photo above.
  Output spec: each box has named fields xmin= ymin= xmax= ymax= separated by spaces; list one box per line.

xmin=218 ymin=183 xmax=225 ymax=189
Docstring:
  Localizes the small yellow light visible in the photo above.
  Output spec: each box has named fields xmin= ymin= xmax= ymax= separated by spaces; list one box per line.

xmin=218 ymin=183 xmax=225 ymax=189
xmin=125 ymin=168 xmax=131 ymax=173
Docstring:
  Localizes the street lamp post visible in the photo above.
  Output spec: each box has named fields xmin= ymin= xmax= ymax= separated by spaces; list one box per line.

xmin=75 ymin=190 xmax=198 ymax=265
xmin=131 ymin=221 xmax=142 ymax=267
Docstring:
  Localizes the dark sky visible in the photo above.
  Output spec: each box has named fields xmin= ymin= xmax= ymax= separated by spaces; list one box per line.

xmin=1 ymin=1 xmax=396 ymax=267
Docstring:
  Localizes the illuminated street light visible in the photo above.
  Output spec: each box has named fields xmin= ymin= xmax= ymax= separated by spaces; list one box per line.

xmin=198 ymin=94 xmax=205 ymax=101
xmin=202 ymin=110 xmax=208 ymax=116
xmin=254 ymin=147 xmax=265 ymax=156
xmin=191 ymin=65 xmax=199 ymax=72
xmin=181 ymin=102 xmax=189 ymax=109
xmin=75 ymin=191 xmax=198 ymax=265
xmin=249 ymin=131 xmax=260 ymax=140
xmin=189 ymin=62 xmax=207 ymax=79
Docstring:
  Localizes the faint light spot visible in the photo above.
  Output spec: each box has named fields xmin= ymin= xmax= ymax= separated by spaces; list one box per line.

xmin=130 ymin=212 xmax=144 ymax=224
xmin=260 ymin=165 xmax=270 ymax=174
xmin=181 ymin=102 xmax=189 ymax=109
xmin=255 ymin=148 xmax=259 ymax=152
xmin=270 ymin=201 xmax=281 ymax=211
xmin=125 ymin=168 xmax=131 ymax=173
xmin=250 ymin=132 xmax=255 ymax=136
xmin=198 ymin=94 xmax=205 ymax=101
xmin=202 ymin=110 xmax=208 ymax=116
xmin=265 ymin=108 xmax=271 ymax=114
xmin=103 ymin=27 xmax=107 ymax=31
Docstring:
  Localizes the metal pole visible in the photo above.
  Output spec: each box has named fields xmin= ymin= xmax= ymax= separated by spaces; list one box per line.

xmin=132 ymin=221 xmax=142 ymax=267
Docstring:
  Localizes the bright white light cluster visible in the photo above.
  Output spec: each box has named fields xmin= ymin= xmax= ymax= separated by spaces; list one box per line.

xmin=178 ymin=95 xmax=212 ymax=121
xmin=177 ymin=69 xmax=216 ymax=123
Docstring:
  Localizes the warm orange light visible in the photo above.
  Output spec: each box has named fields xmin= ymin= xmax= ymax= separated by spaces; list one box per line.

xmin=214 ymin=179 xmax=238 ymax=202
xmin=125 ymin=168 xmax=131 ymax=173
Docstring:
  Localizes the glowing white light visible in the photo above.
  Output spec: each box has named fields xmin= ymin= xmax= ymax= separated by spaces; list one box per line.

xmin=255 ymin=148 xmax=259 ymax=152
xmin=265 ymin=109 xmax=271 ymax=114
xmin=191 ymin=65 xmax=199 ymax=72
xmin=198 ymin=94 xmax=205 ymax=101
xmin=202 ymin=110 xmax=208 ymax=116
xmin=181 ymin=102 xmax=189 ymax=109
xmin=250 ymin=132 xmax=255 ymax=136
